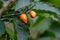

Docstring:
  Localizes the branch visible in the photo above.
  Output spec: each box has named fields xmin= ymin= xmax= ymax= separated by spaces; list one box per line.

xmin=0 ymin=2 xmax=36 ymax=21
xmin=0 ymin=0 xmax=15 ymax=15
xmin=0 ymin=12 xmax=21 ymax=21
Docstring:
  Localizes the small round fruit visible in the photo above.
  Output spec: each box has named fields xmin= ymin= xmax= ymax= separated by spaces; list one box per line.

xmin=20 ymin=13 xmax=28 ymax=23
xmin=30 ymin=11 xmax=36 ymax=18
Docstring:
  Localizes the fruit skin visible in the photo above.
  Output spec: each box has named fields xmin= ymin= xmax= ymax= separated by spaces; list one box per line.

xmin=20 ymin=13 xmax=28 ymax=23
xmin=30 ymin=11 xmax=36 ymax=18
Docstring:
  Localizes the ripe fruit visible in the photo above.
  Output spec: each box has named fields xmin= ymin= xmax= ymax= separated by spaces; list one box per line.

xmin=30 ymin=11 xmax=36 ymax=18
xmin=20 ymin=13 xmax=28 ymax=23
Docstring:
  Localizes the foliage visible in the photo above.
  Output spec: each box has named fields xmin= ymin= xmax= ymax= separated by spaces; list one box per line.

xmin=0 ymin=0 xmax=60 ymax=40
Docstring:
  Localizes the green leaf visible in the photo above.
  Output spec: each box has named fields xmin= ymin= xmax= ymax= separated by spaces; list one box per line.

xmin=50 ymin=0 xmax=60 ymax=8
xmin=34 ymin=0 xmax=40 ymax=2
xmin=0 ymin=21 xmax=5 ymax=36
xmin=5 ymin=22 xmax=15 ymax=40
xmin=1 ymin=0 xmax=8 ymax=3
xmin=14 ymin=0 xmax=30 ymax=10
xmin=33 ymin=9 xmax=60 ymax=22
xmin=13 ymin=17 xmax=30 ymax=40
xmin=0 ymin=0 xmax=3 ymax=9
xmin=50 ymin=21 xmax=60 ymax=38
xmin=33 ymin=2 xmax=60 ymax=15
xmin=39 ymin=37 xmax=56 ymax=40
xmin=30 ymin=18 xmax=52 ymax=32
xmin=39 ymin=30 xmax=56 ymax=40
xmin=40 ymin=30 xmax=55 ymax=38
xmin=41 ymin=0 xmax=60 ymax=8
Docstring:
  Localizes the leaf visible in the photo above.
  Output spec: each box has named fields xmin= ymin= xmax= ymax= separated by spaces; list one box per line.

xmin=50 ymin=0 xmax=60 ymax=8
xmin=39 ymin=30 xmax=56 ymax=40
xmin=49 ymin=21 xmax=60 ymax=38
xmin=33 ymin=9 xmax=60 ymax=21
xmin=29 ymin=9 xmax=59 ymax=40
xmin=0 ymin=21 xmax=5 ymax=37
xmin=5 ymin=22 xmax=15 ymax=40
xmin=41 ymin=0 xmax=60 ymax=8
xmin=14 ymin=17 xmax=30 ymax=40
xmin=6 ymin=27 xmax=14 ymax=40
xmin=29 ymin=9 xmax=54 ymax=39
xmin=1 ymin=0 xmax=7 ymax=3
xmin=33 ymin=2 xmax=60 ymax=16
xmin=30 ymin=18 xmax=52 ymax=32
xmin=39 ymin=37 xmax=56 ymax=40
xmin=14 ymin=0 xmax=30 ymax=10
xmin=34 ymin=0 xmax=40 ymax=2
xmin=0 ymin=0 xmax=3 ymax=9
xmin=40 ymin=30 xmax=55 ymax=38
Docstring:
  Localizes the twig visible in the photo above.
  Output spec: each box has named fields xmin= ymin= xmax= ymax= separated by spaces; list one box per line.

xmin=0 ymin=2 xmax=36 ymax=21
xmin=25 ymin=2 xmax=36 ymax=13
xmin=0 ymin=0 xmax=15 ymax=15
xmin=0 ymin=13 xmax=21 ymax=21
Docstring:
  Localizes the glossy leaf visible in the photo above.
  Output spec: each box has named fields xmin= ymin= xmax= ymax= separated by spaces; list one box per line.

xmin=34 ymin=2 xmax=60 ymax=16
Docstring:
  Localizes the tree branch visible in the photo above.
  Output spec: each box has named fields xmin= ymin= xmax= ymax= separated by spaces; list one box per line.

xmin=0 ymin=2 xmax=36 ymax=21
xmin=0 ymin=0 xmax=15 ymax=15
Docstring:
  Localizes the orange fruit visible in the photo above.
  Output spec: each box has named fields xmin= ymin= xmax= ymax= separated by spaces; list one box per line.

xmin=20 ymin=13 xmax=28 ymax=23
xmin=30 ymin=11 xmax=36 ymax=18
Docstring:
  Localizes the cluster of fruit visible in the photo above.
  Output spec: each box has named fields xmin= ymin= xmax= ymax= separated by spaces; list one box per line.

xmin=20 ymin=11 xmax=36 ymax=23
